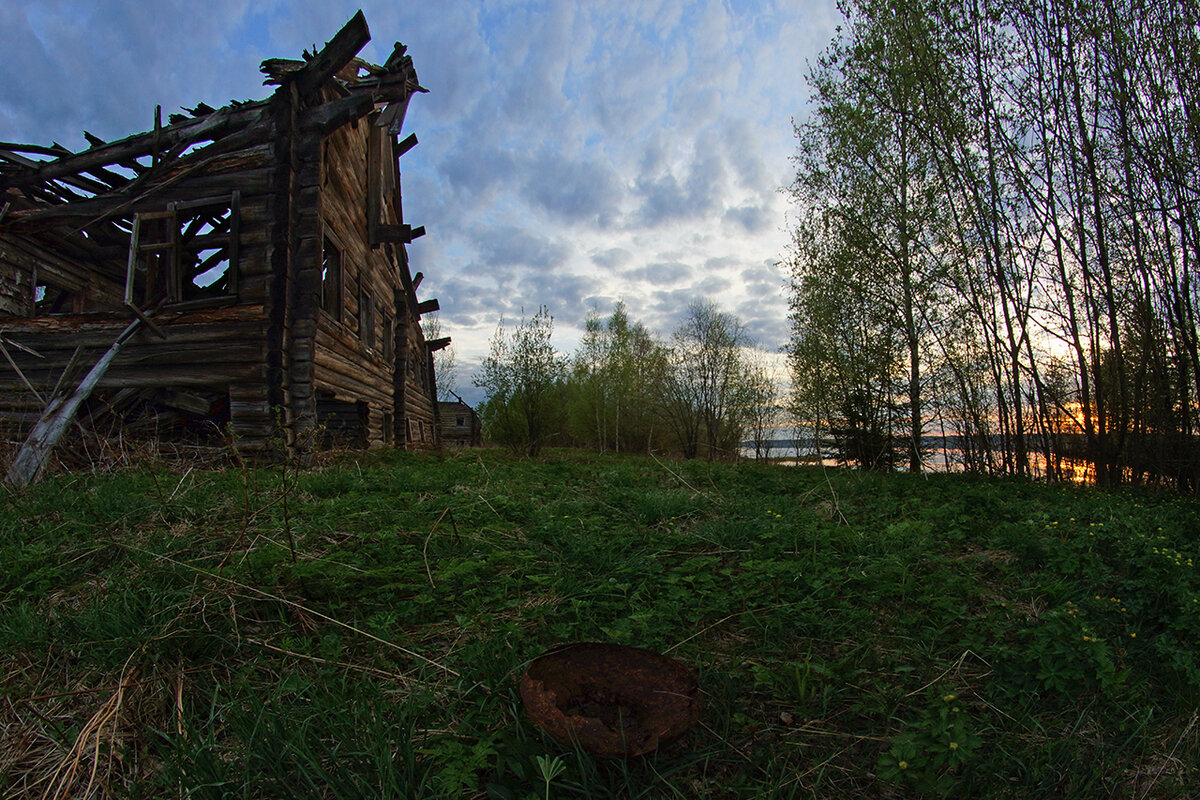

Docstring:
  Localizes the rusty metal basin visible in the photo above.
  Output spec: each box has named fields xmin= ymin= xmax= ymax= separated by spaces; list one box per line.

xmin=519 ymin=642 xmax=701 ymax=758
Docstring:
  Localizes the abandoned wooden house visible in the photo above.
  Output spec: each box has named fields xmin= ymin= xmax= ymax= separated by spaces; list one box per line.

xmin=439 ymin=393 xmax=481 ymax=448
xmin=0 ymin=12 xmax=449 ymax=476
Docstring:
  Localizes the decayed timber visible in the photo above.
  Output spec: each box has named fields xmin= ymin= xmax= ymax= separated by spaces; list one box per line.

xmin=0 ymin=12 xmax=445 ymax=479
xmin=6 ymin=316 xmax=143 ymax=487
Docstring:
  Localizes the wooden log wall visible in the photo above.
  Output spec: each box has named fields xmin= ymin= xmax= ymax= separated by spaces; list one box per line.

xmin=309 ymin=100 xmax=437 ymax=449
xmin=0 ymin=158 xmax=280 ymax=447
xmin=0 ymin=306 xmax=269 ymax=428
xmin=0 ymin=232 xmax=125 ymax=315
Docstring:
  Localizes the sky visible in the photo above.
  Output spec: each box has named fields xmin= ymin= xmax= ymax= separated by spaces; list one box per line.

xmin=0 ymin=0 xmax=844 ymax=406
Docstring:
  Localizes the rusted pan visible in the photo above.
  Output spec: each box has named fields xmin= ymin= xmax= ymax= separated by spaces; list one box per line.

xmin=519 ymin=642 xmax=701 ymax=758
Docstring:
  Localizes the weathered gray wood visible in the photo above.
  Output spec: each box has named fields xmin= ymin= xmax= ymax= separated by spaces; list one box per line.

xmin=289 ymin=10 xmax=371 ymax=101
xmin=5 ymin=317 xmax=142 ymax=487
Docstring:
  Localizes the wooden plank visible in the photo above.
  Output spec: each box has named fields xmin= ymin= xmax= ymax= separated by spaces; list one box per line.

xmin=373 ymin=223 xmax=423 ymax=245
xmin=5 ymin=317 xmax=142 ymax=487
xmin=289 ymin=11 xmax=372 ymax=101
xmin=395 ymin=133 xmax=418 ymax=158
xmin=5 ymin=168 xmax=274 ymax=225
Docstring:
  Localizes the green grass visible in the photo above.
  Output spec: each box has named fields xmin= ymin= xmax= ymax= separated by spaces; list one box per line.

xmin=1 ymin=448 xmax=1198 ymax=798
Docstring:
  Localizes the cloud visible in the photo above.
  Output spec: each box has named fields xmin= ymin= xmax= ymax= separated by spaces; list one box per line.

xmin=623 ymin=260 xmax=693 ymax=285
xmin=470 ymin=225 xmax=571 ymax=272
xmin=724 ymin=203 xmax=773 ymax=233
xmin=521 ymin=150 xmax=623 ymax=226
xmin=591 ymin=247 xmax=633 ymax=269
xmin=631 ymin=147 xmax=726 ymax=227
xmin=516 ymin=271 xmax=602 ymax=326
xmin=441 ymin=140 xmax=521 ymax=198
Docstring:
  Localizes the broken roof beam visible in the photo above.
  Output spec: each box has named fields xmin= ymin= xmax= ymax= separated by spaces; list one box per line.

xmin=0 ymin=102 xmax=268 ymax=193
xmin=286 ymin=10 xmax=372 ymax=101
xmin=0 ymin=149 xmax=112 ymax=196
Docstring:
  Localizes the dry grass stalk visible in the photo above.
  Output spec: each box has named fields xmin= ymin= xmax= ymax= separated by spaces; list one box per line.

xmin=40 ymin=660 xmax=139 ymax=800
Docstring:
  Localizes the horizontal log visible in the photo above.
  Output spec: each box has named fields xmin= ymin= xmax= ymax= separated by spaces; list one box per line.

xmin=300 ymin=94 xmax=374 ymax=136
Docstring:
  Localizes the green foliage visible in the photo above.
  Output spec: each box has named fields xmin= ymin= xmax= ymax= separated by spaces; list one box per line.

xmin=565 ymin=302 xmax=669 ymax=455
xmin=662 ymin=300 xmax=759 ymax=460
xmin=475 ymin=306 xmax=567 ymax=456
xmin=1 ymin=452 xmax=1198 ymax=798
xmin=877 ymin=691 xmax=982 ymax=795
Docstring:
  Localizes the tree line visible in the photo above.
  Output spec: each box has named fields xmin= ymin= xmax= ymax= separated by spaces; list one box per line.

xmin=473 ymin=302 xmax=779 ymax=459
xmin=788 ymin=0 xmax=1200 ymax=491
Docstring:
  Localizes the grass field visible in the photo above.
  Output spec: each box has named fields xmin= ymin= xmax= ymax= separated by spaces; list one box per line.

xmin=1 ymin=448 xmax=1198 ymax=798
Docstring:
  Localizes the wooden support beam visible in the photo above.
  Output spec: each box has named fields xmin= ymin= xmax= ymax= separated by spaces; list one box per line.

xmin=289 ymin=11 xmax=371 ymax=101
xmin=395 ymin=132 xmax=418 ymax=157
xmin=373 ymin=223 xmax=425 ymax=245
xmin=376 ymin=97 xmax=413 ymax=135
xmin=427 ymin=337 xmax=451 ymax=352
xmin=417 ymin=298 xmax=439 ymax=316
xmin=299 ymin=93 xmax=374 ymax=135
xmin=0 ymin=149 xmax=111 ymax=195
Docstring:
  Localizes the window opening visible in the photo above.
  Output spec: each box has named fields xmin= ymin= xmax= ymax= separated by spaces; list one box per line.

xmin=382 ymin=313 xmax=394 ymax=361
xmin=321 ymin=235 xmax=343 ymax=320
xmin=174 ymin=194 xmax=239 ymax=302
xmin=34 ymin=281 xmax=77 ymax=314
xmin=125 ymin=192 xmax=239 ymax=308
xmin=359 ymin=288 xmax=375 ymax=348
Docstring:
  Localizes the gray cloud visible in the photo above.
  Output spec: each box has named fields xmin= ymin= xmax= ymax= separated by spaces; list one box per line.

xmin=631 ymin=142 xmax=726 ymax=228
xmin=724 ymin=203 xmax=774 ymax=233
xmin=696 ymin=274 xmax=732 ymax=296
xmin=521 ymin=150 xmax=623 ymax=226
xmin=624 ymin=261 xmax=693 ymax=285
xmin=721 ymin=118 xmax=770 ymax=190
xmin=516 ymin=272 xmax=603 ymax=328
xmin=471 ymin=225 xmax=571 ymax=272
xmin=441 ymin=140 xmax=521 ymax=198
xmin=591 ymin=247 xmax=633 ymax=269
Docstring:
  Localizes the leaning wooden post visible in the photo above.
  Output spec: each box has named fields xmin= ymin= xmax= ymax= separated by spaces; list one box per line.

xmin=5 ymin=317 xmax=143 ymax=488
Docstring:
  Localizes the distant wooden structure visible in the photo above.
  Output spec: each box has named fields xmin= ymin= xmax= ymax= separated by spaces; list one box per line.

xmin=439 ymin=393 xmax=481 ymax=448
xmin=0 ymin=12 xmax=447 ymax=479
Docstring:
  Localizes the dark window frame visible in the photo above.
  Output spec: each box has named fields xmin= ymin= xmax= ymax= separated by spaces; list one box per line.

xmin=320 ymin=227 xmax=345 ymax=324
